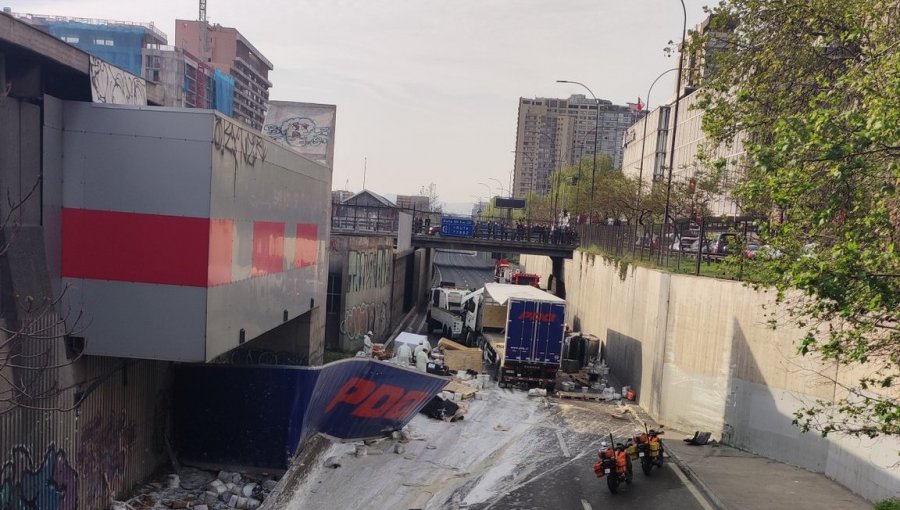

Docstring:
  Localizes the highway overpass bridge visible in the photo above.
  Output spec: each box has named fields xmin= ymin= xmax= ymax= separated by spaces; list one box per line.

xmin=411 ymin=233 xmax=577 ymax=258
xmin=411 ymin=234 xmax=574 ymax=297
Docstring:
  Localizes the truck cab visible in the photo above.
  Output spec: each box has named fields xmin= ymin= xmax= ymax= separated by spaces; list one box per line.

xmin=510 ymin=273 xmax=540 ymax=287
xmin=426 ymin=285 xmax=468 ymax=338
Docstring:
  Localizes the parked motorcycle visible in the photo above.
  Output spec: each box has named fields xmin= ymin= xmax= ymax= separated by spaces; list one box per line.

xmin=592 ymin=434 xmax=634 ymax=493
xmin=633 ymin=427 xmax=665 ymax=475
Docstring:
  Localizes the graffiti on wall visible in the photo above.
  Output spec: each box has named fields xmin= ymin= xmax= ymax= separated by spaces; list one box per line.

xmin=77 ymin=412 xmax=136 ymax=506
xmin=214 ymin=116 xmax=268 ymax=167
xmin=346 ymin=247 xmax=392 ymax=293
xmin=89 ymin=56 xmax=147 ymax=106
xmin=0 ymin=444 xmax=78 ymax=510
xmin=340 ymin=301 xmax=388 ymax=342
xmin=263 ymin=117 xmax=331 ymax=149
xmin=262 ymin=101 xmax=336 ymax=168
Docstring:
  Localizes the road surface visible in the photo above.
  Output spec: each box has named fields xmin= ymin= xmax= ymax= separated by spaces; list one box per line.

xmin=432 ymin=249 xmax=495 ymax=290
xmin=281 ymin=369 xmax=710 ymax=510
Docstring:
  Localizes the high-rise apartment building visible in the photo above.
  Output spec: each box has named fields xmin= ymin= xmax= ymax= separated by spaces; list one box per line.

xmin=176 ymin=20 xmax=273 ymax=130
xmin=512 ymin=95 xmax=644 ymax=198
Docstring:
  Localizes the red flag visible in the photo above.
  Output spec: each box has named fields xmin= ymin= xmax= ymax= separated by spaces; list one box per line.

xmin=635 ymin=97 xmax=644 ymax=111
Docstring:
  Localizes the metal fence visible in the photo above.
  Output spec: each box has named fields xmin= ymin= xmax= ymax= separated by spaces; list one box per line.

xmin=577 ymin=216 xmax=763 ymax=276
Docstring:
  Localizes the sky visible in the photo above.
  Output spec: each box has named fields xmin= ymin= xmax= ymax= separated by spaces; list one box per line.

xmin=7 ymin=0 xmax=710 ymax=212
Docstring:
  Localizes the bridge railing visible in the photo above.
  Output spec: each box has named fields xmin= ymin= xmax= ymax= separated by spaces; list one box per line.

xmin=576 ymin=216 xmax=763 ymax=276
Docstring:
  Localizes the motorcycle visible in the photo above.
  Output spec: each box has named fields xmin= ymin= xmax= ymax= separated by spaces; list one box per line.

xmin=633 ymin=427 xmax=665 ymax=475
xmin=592 ymin=434 xmax=634 ymax=493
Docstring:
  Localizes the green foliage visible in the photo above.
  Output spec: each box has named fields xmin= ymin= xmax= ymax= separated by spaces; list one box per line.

xmin=874 ymin=499 xmax=900 ymax=510
xmin=698 ymin=0 xmax=900 ymax=437
xmin=528 ymin=152 xmax=712 ymax=230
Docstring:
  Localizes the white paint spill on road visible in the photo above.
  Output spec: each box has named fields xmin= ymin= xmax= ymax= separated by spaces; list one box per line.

xmin=556 ymin=429 xmax=571 ymax=457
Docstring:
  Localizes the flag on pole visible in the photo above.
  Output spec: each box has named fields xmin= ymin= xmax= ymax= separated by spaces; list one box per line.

xmin=635 ymin=97 xmax=644 ymax=111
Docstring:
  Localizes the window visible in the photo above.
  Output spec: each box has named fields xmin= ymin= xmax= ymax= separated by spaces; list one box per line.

xmin=60 ymin=35 xmax=79 ymax=43
xmin=94 ymin=39 xmax=114 ymax=46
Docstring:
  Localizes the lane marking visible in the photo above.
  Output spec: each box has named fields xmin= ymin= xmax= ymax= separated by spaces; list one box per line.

xmin=581 ymin=499 xmax=592 ymax=510
xmin=670 ymin=462 xmax=715 ymax=510
xmin=555 ymin=429 xmax=571 ymax=458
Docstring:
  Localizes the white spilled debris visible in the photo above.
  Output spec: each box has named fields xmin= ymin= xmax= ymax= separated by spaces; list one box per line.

xmin=110 ymin=466 xmax=280 ymax=510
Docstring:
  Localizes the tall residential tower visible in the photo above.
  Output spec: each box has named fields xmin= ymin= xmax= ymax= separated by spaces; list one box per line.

xmin=176 ymin=20 xmax=273 ymax=130
xmin=512 ymin=95 xmax=644 ymax=198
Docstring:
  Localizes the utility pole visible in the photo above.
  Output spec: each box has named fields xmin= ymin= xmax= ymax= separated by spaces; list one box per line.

xmin=362 ymin=157 xmax=367 ymax=190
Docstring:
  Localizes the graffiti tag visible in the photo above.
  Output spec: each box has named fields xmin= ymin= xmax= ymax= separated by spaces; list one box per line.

xmin=77 ymin=412 xmax=135 ymax=506
xmin=214 ymin=116 xmax=268 ymax=167
xmin=346 ymin=248 xmax=392 ymax=293
xmin=89 ymin=56 xmax=147 ymax=106
xmin=0 ymin=444 xmax=77 ymax=510
xmin=340 ymin=301 xmax=387 ymax=342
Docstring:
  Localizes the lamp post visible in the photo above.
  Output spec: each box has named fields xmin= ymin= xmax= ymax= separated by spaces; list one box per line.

xmin=635 ymin=67 xmax=678 ymax=253
xmin=557 ymin=80 xmax=601 ymax=221
xmin=659 ymin=0 xmax=688 ymax=265
xmin=478 ymin=182 xmax=492 ymax=217
xmin=488 ymin=178 xmax=509 ymax=196
xmin=536 ymin=131 xmax=560 ymax=225
xmin=637 ymin=68 xmax=679 ymax=202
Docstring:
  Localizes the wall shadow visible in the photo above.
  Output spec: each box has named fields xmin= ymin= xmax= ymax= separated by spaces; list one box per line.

xmin=605 ymin=329 xmax=643 ymax=399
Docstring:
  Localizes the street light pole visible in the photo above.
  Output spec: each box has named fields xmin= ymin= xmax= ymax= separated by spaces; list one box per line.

xmin=659 ymin=0 xmax=688 ymax=264
xmin=557 ymin=80 xmax=600 ymax=222
xmin=637 ymin=68 xmax=679 ymax=203
xmin=488 ymin=178 xmax=509 ymax=196
xmin=478 ymin=182 xmax=492 ymax=216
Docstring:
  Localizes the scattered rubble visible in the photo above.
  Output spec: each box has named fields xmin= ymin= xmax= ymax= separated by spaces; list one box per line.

xmin=111 ymin=466 xmax=280 ymax=510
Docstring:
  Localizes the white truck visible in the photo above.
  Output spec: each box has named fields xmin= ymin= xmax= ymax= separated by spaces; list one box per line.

xmin=460 ymin=283 xmax=566 ymax=389
xmin=426 ymin=285 xmax=468 ymax=339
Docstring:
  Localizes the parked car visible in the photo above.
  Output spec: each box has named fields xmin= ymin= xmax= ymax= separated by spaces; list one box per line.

xmin=708 ymin=233 xmax=738 ymax=255
xmin=672 ymin=236 xmax=698 ymax=251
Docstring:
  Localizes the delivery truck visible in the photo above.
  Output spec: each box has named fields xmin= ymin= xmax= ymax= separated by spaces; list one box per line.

xmin=461 ymin=283 xmax=565 ymax=389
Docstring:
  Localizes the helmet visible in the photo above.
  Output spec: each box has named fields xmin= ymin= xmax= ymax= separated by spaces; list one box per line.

xmin=600 ymin=441 xmax=609 ymax=449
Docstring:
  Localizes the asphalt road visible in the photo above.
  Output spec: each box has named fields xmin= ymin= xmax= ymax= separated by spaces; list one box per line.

xmin=432 ymin=249 xmax=496 ymax=290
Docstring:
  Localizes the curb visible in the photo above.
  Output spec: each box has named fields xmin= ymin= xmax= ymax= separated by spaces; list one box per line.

xmin=384 ymin=305 xmax=424 ymax=349
xmin=666 ymin=445 xmax=728 ymax=510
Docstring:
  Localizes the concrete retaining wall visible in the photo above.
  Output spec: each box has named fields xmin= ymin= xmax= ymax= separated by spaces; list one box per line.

xmin=522 ymin=252 xmax=899 ymax=502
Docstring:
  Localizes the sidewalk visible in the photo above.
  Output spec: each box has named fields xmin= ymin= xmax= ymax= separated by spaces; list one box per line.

xmin=662 ymin=428 xmax=871 ymax=510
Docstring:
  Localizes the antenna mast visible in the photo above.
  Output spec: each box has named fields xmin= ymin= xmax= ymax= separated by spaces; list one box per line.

xmin=199 ymin=0 xmax=208 ymax=61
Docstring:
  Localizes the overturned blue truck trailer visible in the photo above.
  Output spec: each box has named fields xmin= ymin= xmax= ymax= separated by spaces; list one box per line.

xmin=175 ymin=359 xmax=448 ymax=469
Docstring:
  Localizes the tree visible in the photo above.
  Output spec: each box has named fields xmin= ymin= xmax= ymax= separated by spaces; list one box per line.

xmin=697 ymin=0 xmax=900 ymax=437
xmin=1 ymin=177 xmax=84 ymax=415
xmin=419 ymin=182 xmax=442 ymax=213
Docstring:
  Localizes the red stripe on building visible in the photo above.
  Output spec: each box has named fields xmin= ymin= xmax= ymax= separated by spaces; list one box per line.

xmin=252 ymin=221 xmax=285 ymax=276
xmin=208 ymin=219 xmax=234 ymax=286
xmin=294 ymin=224 xmax=317 ymax=268
xmin=61 ymin=208 xmax=210 ymax=287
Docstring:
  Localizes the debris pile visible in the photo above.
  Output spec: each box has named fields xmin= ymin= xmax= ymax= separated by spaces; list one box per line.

xmin=419 ymin=369 xmax=485 ymax=422
xmin=110 ymin=467 xmax=280 ymax=510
